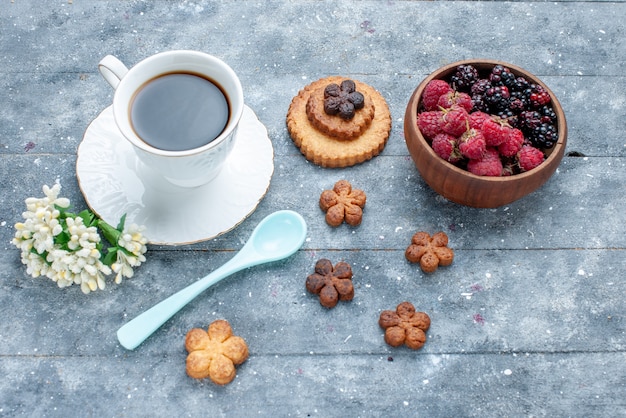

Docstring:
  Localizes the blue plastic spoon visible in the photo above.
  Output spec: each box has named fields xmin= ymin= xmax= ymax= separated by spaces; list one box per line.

xmin=117 ymin=210 xmax=307 ymax=350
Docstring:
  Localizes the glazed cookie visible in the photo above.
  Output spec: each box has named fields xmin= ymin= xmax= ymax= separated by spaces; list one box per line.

xmin=287 ymin=76 xmax=391 ymax=168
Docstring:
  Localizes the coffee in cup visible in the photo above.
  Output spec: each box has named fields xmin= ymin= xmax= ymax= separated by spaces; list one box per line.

xmin=98 ymin=51 xmax=243 ymax=188
xmin=130 ymin=72 xmax=229 ymax=152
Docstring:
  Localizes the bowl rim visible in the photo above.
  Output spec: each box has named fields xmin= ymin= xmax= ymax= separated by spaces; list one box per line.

xmin=406 ymin=59 xmax=567 ymax=184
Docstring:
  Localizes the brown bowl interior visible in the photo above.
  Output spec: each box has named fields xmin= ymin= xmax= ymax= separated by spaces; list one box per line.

xmin=404 ymin=59 xmax=567 ymax=208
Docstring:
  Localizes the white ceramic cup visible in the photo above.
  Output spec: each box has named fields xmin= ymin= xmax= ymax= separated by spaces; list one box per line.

xmin=98 ymin=50 xmax=244 ymax=188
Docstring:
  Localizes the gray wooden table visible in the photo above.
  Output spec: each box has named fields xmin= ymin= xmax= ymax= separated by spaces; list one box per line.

xmin=1 ymin=1 xmax=625 ymax=417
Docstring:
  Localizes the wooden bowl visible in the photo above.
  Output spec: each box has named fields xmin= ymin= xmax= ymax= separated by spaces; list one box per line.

xmin=404 ymin=59 xmax=567 ymax=208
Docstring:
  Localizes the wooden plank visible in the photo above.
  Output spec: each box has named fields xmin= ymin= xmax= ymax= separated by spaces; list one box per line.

xmin=1 ymin=2 xmax=625 ymax=77
xmin=0 ymin=352 xmax=624 ymax=417
xmin=2 ymin=242 xmax=624 ymax=355
xmin=2 ymin=154 xmax=626 ymax=251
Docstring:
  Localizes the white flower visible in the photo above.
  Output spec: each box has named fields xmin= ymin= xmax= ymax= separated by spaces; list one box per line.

xmin=111 ymin=224 xmax=148 ymax=284
xmin=21 ymin=250 xmax=50 ymax=278
xmin=112 ymin=251 xmax=137 ymax=284
xmin=44 ymin=240 xmax=111 ymax=294
xmin=35 ymin=203 xmax=112 ymax=294
xmin=12 ymin=182 xmax=147 ymax=294
xmin=118 ymin=224 xmax=148 ymax=258
xmin=65 ymin=217 xmax=99 ymax=251
xmin=12 ymin=183 xmax=68 ymax=256
xmin=24 ymin=183 xmax=70 ymax=212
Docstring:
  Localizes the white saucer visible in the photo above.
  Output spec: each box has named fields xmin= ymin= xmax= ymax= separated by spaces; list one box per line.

xmin=76 ymin=105 xmax=274 ymax=245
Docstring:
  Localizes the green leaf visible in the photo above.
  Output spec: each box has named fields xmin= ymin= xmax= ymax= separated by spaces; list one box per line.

xmin=102 ymin=247 xmax=118 ymax=266
xmin=117 ymin=245 xmax=132 ymax=256
xmin=116 ymin=213 xmax=127 ymax=232
xmin=98 ymin=219 xmax=121 ymax=247
xmin=55 ymin=231 xmax=71 ymax=247
xmin=78 ymin=209 xmax=98 ymax=227
xmin=54 ymin=203 xmax=71 ymax=217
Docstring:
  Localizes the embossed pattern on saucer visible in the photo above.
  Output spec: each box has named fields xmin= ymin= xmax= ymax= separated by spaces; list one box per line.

xmin=76 ymin=105 xmax=274 ymax=245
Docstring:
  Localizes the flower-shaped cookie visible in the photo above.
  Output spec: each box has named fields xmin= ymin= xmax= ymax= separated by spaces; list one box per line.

xmin=185 ymin=319 xmax=249 ymax=385
xmin=405 ymin=231 xmax=454 ymax=273
xmin=319 ymin=180 xmax=366 ymax=227
xmin=378 ymin=301 xmax=431 ymax=350
xmin=306 ymin=258 xmax=354 ymax=308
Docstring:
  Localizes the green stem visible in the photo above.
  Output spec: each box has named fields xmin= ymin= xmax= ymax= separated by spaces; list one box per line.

xmin=97 ymin=219 xmax=122 ymax=247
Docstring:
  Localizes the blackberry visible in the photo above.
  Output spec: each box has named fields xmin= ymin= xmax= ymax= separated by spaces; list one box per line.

xmin=518 ymin=110 xmax=542 ymax=132
xmin=450 ymin=64 xmax=479 ymax=92
xmin=484 ymin=85 xmax=510 ymax=110
xmin=539 ymin=105 xmax=557 ymax=124
xmin=471 ymin=94 xmax=491 ymax=113
xmin=518 ymin=110 xmax=557 ymax=149
xmin=510 ymin=76 xmax=530 ymax=93
xmin=501 ymin=70 xmax=517 ymax=90
xmin=496 ymin=108 xmax=516 ymax=123
xmin=527 ymin=122 xmax=558 ymax=149
xmin=529 ymin=84 xmax=551 ymax=107
xmin=542 ymin=124 xmax=558 ymax=147
xmin=508 ymin=97 xmax=526 ymax=114
xmin=506 ymin=114 xmax=520 ymax=129
xmin=471 ymin=78 xmax=491 ymax=96
xmin=489 ymin=65 xmax=515 ymax=87
xmin=510 ymin=91 xmax=529 ymax=110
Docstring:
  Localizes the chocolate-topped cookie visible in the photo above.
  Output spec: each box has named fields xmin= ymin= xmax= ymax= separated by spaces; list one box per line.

xmin=287 ymin=76 xmax=391 ymax=168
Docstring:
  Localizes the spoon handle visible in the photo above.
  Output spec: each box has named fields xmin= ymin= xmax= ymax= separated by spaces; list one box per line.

xmin=117 ymin=253 xmax=253 ymax=350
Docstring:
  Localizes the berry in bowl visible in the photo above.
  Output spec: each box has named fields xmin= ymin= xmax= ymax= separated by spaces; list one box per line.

xmin=404 ymin=59 xmax=567 ymax=208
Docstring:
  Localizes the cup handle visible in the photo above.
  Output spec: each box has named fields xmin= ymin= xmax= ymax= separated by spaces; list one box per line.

xmin=98 ymin=55 xmax=129 ymax=89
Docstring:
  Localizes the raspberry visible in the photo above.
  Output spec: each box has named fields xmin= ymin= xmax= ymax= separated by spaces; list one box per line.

xmin=437 ymin=91 xmax=473 ymax=112
xmin=481 ymin=117 xmax=510 ymax=147
xmin=422 ymin=79 xmax=453 ymax=111
xmin=498 ymin=127 xmax=524 ymax=157
xmin=431 ymin=133 xmax=461 ymax=163
xmin=517 ymin=145 xmax=545 ymax=172
xmin=467 ymin=148 xmax=502 ymax=177
xmin=468 ymin=111 xmax=491 ymax=130
xmin=417 ymin=111 xmax=443 ymax=140
xmin=441 ymin=106 xmax=469 ymax=137
xmin=458 ymin=128 xmax=486 ymax=160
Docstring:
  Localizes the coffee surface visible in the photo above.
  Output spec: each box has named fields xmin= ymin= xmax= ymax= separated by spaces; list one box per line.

xmin=130 ymin=73 xmax=229 ymax=151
